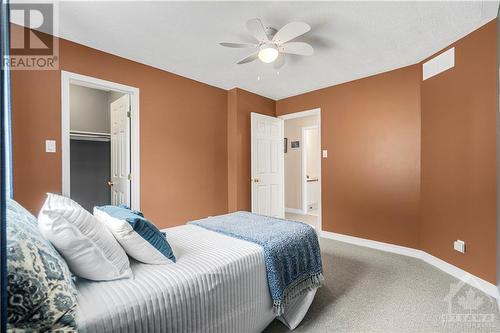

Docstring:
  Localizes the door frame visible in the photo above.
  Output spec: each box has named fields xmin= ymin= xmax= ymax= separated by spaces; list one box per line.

xmin=278 ymin=108 xmax=322 ymax=231
xmin=302 ymin=125 xmax=319 ymax=215
xmin=61 ymin=71 xmax=141 ymax=210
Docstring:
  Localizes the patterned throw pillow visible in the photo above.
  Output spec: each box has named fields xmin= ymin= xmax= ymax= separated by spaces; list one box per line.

xmin=94 ymin=205 xmax=176 ymax=265
xmin=6 ymin=199 xmax=78 ymax=332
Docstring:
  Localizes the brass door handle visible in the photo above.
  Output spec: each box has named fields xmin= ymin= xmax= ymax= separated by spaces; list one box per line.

xmin=107 ymin=181 xmax=114 ymax=187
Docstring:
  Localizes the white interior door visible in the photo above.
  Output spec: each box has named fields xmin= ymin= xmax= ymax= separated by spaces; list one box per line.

xmin=110 ymin=94 xmax=131 ymax=206
xmin=251 ymin=112 xmax=284 ymax=218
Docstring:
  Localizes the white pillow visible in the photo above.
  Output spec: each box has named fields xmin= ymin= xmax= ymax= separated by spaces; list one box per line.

xmin=38 ymin=193 xmax=132 ymax=281
xmin=93 ymin=208 xmax=174 ymax=265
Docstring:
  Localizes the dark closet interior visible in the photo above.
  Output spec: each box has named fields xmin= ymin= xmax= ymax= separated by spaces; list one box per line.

xmin=70 ymin=140 xmax=111 ymax=212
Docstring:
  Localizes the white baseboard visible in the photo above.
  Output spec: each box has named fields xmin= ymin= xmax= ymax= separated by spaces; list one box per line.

xmin=321 ymin=231 xmax=500 ymax=303
xmin=322 ymin=231 xmax=422 ymax=259
xmin=285 ymin=207 xmax=305 ymax=215
xmin=419 ymin=252 xmax=500 ymax=300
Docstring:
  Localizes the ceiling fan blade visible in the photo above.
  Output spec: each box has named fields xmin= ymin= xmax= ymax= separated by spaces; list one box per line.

xmin=220 ymin=42 xmax=257 ymax=48
xmin=280 ymin=42 xmax=314 ymax=56
xmin=237 ymin=52 xmax=259 ymax=64
xmin=246 ymin=18 xmax=269 ymax=42
xmin=272 ymin=22 xmax=311 ymax=44
xmin=274 ymin=54 xmax=285 ymax=69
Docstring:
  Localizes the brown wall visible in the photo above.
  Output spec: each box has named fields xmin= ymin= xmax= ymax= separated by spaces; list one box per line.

xmin=276 ymin=20 xmax=498 ymax=283
xmin=277 ymin=66 xmax=422 ymax=249
xmin=11 ymin=21 xmax=499 ymax=283
xmin=420 ymin=21 xmax=498 ymax=283
xmin=227 ymin=88 xmax=275 ymax=212
xmin=11 ymin=27 xmax=229 ymax=229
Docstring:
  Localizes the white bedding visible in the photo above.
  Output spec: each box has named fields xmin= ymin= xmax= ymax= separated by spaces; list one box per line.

xmin=76 ymin=224 xmax=315 ymax=333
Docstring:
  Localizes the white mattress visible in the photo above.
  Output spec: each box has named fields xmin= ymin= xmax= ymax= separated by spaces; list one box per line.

xmin=76 ymin=224 xmax=316 ymax=333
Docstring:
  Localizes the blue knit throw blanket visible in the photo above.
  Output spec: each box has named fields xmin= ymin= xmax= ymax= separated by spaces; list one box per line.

xmin=189 ymin=211 xmax=323 ymax=315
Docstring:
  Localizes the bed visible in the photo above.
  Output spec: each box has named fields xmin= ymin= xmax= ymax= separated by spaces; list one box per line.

xmin=76 ymin=223 xmax=318 ymax=333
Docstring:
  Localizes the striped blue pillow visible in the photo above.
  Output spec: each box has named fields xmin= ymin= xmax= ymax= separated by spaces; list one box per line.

xmin=95 ymin=205 xmax=176 ymax=263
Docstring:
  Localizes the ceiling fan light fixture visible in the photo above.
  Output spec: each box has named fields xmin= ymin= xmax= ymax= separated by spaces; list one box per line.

xmin=221 ymin=19 xmax=313 ymax=67
xmin=258 ymin=44 xmax=279 ymax=63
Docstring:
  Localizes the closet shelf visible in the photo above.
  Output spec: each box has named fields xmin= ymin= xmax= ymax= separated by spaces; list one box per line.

xmin=70 ymin=130 xmax=111 ymax=142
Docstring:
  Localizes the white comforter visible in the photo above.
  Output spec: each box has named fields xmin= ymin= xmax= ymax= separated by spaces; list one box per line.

xmin=76 ymin=224 xmax=315 ymax=333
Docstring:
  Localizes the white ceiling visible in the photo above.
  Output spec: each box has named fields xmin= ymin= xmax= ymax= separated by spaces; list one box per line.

xmin=53 ymin=1 xmax=499 ymax=100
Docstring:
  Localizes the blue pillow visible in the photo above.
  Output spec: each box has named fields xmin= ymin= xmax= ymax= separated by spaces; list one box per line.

xmin=94 ymin=205 xmax=176 ymax=263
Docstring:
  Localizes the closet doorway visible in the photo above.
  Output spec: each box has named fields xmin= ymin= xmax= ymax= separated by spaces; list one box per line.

xmin=61 ymin=71 xmax=140 ymax=211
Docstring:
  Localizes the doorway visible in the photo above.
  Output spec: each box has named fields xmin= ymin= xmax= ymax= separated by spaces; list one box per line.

xmin=303 ymin=126 xmax=320 ymax=216
xmin=279 ymin=109 xmax=322 ymax=230
xmin=61 ymin=71 xmax=140 ymax=211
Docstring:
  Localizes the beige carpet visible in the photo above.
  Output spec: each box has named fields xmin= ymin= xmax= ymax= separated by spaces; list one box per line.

xmin=263 ymin=237 xmax=500 ymax=333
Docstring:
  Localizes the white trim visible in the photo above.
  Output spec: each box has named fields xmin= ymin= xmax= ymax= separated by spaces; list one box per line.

xmin=279 ymin=108 xmax=322 ymax=232
xmin=301 ymin=127 xmax=307 ymax=215
xmin=281 ymin=116 xmax=285 ymax=219
xmin=321 ymin=231 xmax=500 ymax=302
xmin=278 ymin=108 xmax=320 ymax=120
xmin=61 ymin=71 xmax=141 ymax=210
xmin=419 ymin=252 xmax=499 ymax=300
xmin=321 ymin=230 xmax=421 ymax=259
xmin=285 ymin=207 xmax=305 ymax=215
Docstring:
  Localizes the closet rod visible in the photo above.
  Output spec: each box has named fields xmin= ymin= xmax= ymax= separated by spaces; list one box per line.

xmin=70 ymin=130 xmax=111 ymax=142
xmin=70 ymin=130 xmax=111 ymax=137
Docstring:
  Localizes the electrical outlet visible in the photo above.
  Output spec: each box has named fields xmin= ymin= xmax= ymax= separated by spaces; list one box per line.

xmin=322 ymin=150 xmax=328 ymax=158
xmin=453 ymin=240 xmax=466 ymax=254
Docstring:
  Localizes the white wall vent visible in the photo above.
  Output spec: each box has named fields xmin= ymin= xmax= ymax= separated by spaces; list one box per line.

xmin=422 ymin=47 xmax=455 ymax=80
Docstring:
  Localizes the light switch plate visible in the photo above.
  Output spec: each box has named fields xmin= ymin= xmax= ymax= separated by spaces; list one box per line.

xmin=45 ymin=140 xmax=56 ymax=153
xmin=322 ymin=150 xmax=328 ymax=158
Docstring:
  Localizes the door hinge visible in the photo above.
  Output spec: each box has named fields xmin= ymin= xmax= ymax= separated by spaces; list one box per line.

xmin=127 ymin=111 xmax=131 ymax=118
xmin=128 ymin=174 xmax=131 ymax=180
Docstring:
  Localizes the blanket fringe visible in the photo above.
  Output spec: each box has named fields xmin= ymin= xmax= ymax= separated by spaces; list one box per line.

xmin=273 ymin=272 xmax=323 ymax=316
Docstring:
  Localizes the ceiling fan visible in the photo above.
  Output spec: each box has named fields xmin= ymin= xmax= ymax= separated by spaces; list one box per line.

xmin=220 ymin=18 xmax=314 ymax=69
